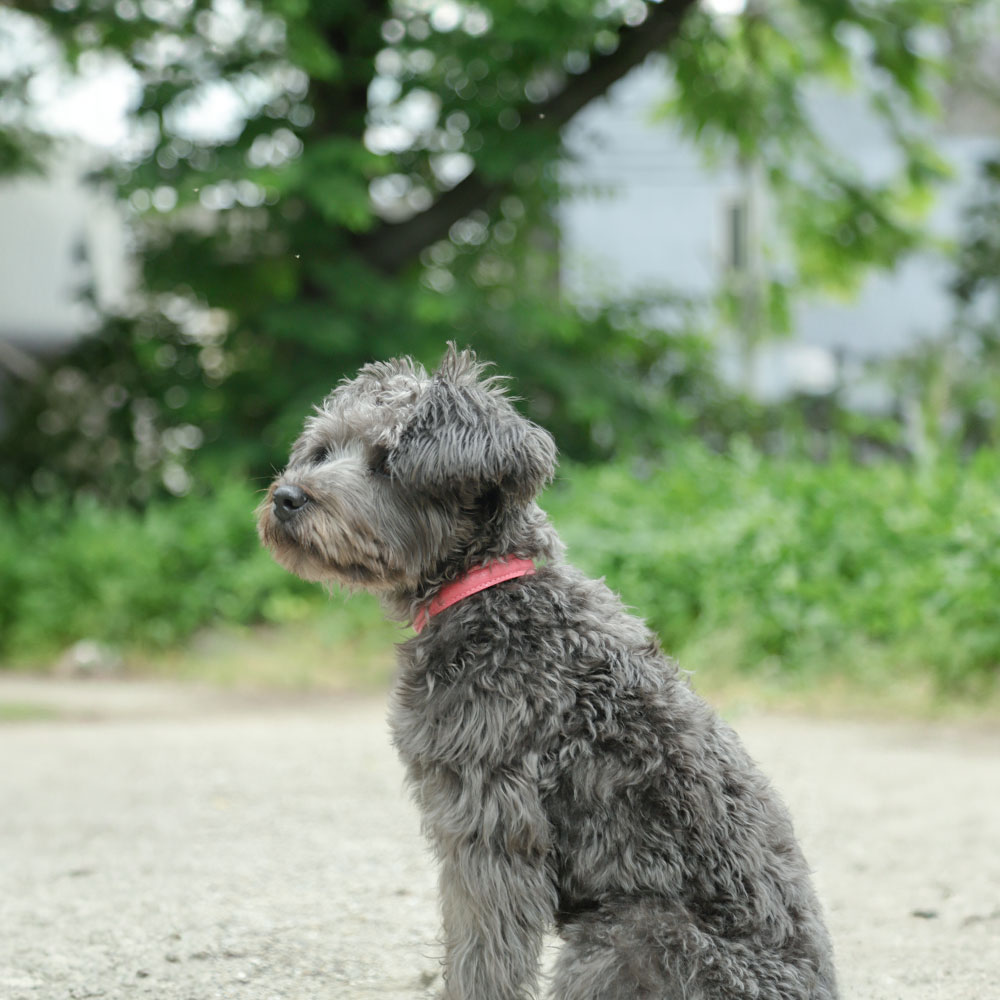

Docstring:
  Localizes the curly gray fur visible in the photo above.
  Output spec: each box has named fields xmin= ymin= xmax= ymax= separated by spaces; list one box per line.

xmin=258 ymin=345 xmax=838 ymax=1000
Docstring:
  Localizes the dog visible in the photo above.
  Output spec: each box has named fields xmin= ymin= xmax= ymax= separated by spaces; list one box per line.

xmin=258 ymin=345 xmax=837 ymax=999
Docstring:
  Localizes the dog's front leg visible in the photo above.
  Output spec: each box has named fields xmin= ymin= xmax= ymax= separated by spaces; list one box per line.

xmin=423 ymin=758 xmax=556 ymax=1000
xmin=437 ymin=837 xmax=553 ymax=1000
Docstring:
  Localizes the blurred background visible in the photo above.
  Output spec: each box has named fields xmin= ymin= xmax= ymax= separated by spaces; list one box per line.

xmin=1 ymin=0 xmax=998 ymax=711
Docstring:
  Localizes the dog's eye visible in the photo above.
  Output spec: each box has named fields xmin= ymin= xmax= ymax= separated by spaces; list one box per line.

xmin=310 ymin=446 xmax=331 ymax=466
xmin=370 ymin=447 xmax=391 ymax=478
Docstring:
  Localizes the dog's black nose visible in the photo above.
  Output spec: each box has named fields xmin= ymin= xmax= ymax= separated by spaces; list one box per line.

xmin=272 ymin=484 xmax=309 ymax=522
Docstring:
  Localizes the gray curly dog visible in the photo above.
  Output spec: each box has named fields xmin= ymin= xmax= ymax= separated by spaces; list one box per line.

xmin=258 ymin=346 xmax=837 ymax=1000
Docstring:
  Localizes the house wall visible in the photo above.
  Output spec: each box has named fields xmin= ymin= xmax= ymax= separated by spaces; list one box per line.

xmin=0 ymin=153 xmax=128 ymax=349
xmin=560 ymin=61 xmax=996 ymax=406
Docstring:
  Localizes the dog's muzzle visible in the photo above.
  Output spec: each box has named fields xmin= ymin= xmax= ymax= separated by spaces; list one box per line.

xmin=272 ymin=484 xmax=310 ymax=523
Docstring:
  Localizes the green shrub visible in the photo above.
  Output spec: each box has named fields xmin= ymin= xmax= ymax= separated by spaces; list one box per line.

xmin=2 ymin=448 xmax=998 ymax=692
xmin=0 ymin=481 xmax=333 ymax=658
xmin=547 ymin=445 xmax=1000 ymax=691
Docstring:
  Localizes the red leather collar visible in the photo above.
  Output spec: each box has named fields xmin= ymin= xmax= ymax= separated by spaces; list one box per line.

xmin=413 ymin=558 xmax=536 ymax=633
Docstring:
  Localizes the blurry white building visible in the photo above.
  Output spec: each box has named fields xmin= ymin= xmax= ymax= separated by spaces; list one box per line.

xmin=560 ymin=59 xmax=999 ymax=407
xmin=0 ymin=149 xmax=127 ymax=383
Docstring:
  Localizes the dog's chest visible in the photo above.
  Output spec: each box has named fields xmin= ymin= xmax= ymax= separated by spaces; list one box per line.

xmin=387 ymin=635 xmax=567 ymax=773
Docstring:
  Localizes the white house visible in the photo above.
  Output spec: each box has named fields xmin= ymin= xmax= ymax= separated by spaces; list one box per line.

xmin=560 ymin=58 xmax=999 ymax=407
xmin=0 ymin=152 xmax=127 ymax=364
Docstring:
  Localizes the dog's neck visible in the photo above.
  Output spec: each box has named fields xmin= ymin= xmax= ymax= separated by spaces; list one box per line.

xmin=378 ymin=502 xmax=564 ymax=624
xmin=412 ymin=558 xmax=536 ymax=633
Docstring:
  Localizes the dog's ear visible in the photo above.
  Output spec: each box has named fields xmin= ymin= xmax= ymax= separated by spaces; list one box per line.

xmin=389 ymin=351 xmax=557 ymax=503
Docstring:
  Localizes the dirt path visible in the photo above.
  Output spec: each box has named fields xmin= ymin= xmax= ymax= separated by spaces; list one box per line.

xmin=0 ymin=677 xmax=997 ymax=999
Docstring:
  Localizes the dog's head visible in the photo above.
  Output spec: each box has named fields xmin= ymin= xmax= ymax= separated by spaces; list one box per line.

xmin=257 ymin=345 xmax=559 ymax=595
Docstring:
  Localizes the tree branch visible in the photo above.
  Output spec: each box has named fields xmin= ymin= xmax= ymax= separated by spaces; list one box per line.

xmin=353 ymin=0 xmax=699 ymax=275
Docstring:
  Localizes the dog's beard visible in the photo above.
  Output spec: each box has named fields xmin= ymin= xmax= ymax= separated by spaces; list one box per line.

xmin=258 ymin=448 xmax=466 ymax=597
xmin=256 ymin=498 xmax=402 ymax=589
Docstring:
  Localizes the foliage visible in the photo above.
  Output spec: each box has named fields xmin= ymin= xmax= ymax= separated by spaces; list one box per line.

xmin=3 ymin=449 xmax=998 ymax=695
xmin=0 ymin=0 xmax=708 ymax=498
xmin=0 ymin=286 xmax=722 ymax=502
xmin=664 ymin=0 xmax=961 ymax=296
xmin=954 ymin=155 xmax=1000 ymax=312
xmin=948 ymin=153 xmax=1000 ymax=449
xmin=869 ymin=152 xmax=1000 ymax=461
xmin=546 ymin=446 xmax=1000 ymax=692
xmin=0 ymin=307 xmax=220 ymax=502
xmin=1 ymin=0 xmax=997 ymax=499
xmin=0 ymin=479 xmax=334 ymax=656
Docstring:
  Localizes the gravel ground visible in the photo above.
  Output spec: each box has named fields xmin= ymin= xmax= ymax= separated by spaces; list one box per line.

xmin=0 ymin=676 xmax=998 ymax=1000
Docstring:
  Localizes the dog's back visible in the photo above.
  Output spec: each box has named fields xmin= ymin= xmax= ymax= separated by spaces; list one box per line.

xmin=391 ymin=561 xmax=837 ymax=999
